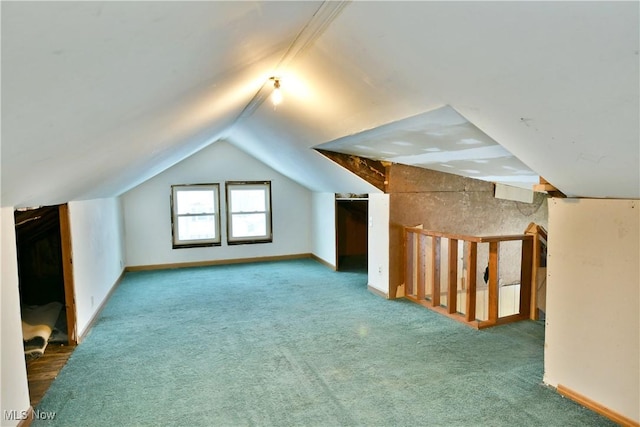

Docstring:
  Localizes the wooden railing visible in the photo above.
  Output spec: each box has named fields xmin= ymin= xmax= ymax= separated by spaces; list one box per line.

xmin=404 ymin=227 xmax=534 ymax=329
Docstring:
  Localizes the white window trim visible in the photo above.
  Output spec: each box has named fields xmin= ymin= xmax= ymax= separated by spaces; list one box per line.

xmin=225 ymin=181 xmax=272 ymax=245
xmin=171 ymin=184 xmax=221 ymax=248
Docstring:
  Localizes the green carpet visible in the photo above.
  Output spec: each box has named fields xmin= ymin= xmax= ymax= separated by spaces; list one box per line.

xmin=35 ymin=259 xmax=614 ymax=426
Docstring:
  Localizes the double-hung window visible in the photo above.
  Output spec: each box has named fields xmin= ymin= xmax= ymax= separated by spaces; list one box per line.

xmin=226 ymin=181 xmax=272 ymax=244
xmin=171 ymin=184 xmax=221 ymax=248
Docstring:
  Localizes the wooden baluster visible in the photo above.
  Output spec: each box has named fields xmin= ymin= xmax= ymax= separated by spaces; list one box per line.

xmin=448 ymin=238 xmax=458 ymax=314
xmin=488 ymin=241 xmax=499 ymax=324
xmin=405 ymin=230 xmax=414 ymax=297
xmin=431 ymin=236 xmax=441 ymax=307
xmin=417 ymin=234 xmax=426 ymax=300
xmin=465 ymin=241 xmax=477 ymax=322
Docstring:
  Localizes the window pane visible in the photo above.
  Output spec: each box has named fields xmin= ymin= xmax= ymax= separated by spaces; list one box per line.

xmin=178 ymin=215 xmax=217 ymax=240
xmin=230 ymin=189 xmax=266 ymax=213
xmin=231 ymin=213 xmax=266 ymax=237
xmin=177 ymin=190 xmax=215 ymax=214
xmin=225 ymin=181 xmax=271 ymax=244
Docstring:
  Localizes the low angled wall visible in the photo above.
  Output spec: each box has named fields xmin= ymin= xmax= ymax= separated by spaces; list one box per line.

xmin=544 ymin=198 xmax=639 ymax=424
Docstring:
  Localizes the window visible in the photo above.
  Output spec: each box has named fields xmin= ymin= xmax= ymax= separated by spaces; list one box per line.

xmin=226 ymin=181 xmax=272 ymax=244
xmin=171 ymin=184 xmax=221 ymax=248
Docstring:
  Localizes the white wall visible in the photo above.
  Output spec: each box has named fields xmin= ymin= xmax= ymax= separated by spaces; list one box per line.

xmin=311 ymin=192 xmax=336 ymax=267
xmin=544 ymin=198 xmax=639 ymax=422
xmin=69 ymin=198 xmax=126 ymax=337
xmin=1 ymin=207 xmax=31 ymax=425
xmin=367 ymin=193 xmax=390 ymax=296
xmin=122 ymin=141 xmax=312 ymax=267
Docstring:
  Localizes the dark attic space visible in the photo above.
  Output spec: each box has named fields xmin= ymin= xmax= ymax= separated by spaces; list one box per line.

xmin=15 ymin=206 xmax=70 ymax=359
xmin=336 ymin=196 xmax=368 ymax=271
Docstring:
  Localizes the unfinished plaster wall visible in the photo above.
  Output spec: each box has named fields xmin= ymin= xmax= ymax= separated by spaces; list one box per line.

xmin=387 ymin=164 xmax=548 ymax=297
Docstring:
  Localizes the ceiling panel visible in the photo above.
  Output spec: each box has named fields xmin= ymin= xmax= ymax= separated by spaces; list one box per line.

xmin=315 ymin=106 xmax=539 ymax=189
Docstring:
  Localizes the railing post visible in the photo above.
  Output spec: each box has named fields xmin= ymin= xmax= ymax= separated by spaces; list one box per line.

xmin=447 ymin=238 xmax=458 ymax=314
xmin=465 ymin=242 xmax=477 ymax=322
xmin=431 ymin=236 xmax=441 ymax=307
xmin=519 ymin=236 xmax=533 ymax=318
xmin=488 ymin=241 xmax=499 ymax=324
xmin=528 ymin=227 xmax=540 ymax=320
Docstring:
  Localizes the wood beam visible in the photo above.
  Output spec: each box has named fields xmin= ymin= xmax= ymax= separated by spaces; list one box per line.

xmin=59 ymin=204 xmax=77 ymax=345
xmin=315 ymin=149 xmax=387 ymax=192
xmin=533 ymin=176 xmax=566 ymax=198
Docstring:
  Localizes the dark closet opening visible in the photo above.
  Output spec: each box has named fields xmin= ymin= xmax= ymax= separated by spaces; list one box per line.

xmin=16 ymin=206 xmax=65 ymax=305
xmin=336 ymin=198 xmax=368 ymax=271
xmin=15 ymin=205 xmax=77 ymax=406
xmin=15 ymin=205 xmax=76 ymax=351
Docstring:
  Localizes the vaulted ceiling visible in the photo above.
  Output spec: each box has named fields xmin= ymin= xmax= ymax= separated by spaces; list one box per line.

xmin=2 ymin=1 xmax=638 ymax=208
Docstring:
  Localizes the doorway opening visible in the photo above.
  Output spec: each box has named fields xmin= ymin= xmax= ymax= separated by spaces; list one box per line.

xmin=335 ymin=195 xmax=368 ymax=272
xmin=15 ymin=204 xmax=77 ymax=405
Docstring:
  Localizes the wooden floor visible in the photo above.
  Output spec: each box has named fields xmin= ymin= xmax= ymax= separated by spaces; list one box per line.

xmin=26 ymin=344 xmax=75 ymax=406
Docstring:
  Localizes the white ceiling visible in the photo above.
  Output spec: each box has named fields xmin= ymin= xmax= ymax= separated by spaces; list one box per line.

xmin=2 ymin=1 xmax=638 ymax=208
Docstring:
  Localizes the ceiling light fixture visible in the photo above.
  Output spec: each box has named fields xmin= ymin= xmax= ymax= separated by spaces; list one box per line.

xmin=270 ymin=77 xmax=283 ymax=106
xmin=231 ymin=2 xmax=347 ymax=124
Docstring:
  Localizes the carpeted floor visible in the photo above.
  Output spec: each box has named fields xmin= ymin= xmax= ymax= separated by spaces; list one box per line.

xmin=34 ymin=259 xmax=615 ymax=426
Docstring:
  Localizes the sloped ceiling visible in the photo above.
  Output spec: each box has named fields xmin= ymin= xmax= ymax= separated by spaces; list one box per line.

xmin=2 ymin=1 xmax=638 ymax=208
xmin=315 ymin=105 xmax=540 ymax=189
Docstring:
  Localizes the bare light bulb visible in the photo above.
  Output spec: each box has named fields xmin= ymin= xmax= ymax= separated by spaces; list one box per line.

xmin=271 ymin=78 xmax=283 ymax=106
